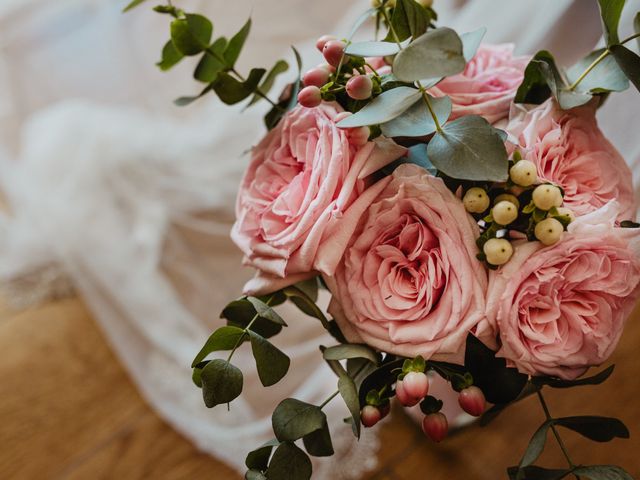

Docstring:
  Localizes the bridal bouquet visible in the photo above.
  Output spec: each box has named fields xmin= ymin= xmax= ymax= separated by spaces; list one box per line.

xmin=127 ymin=0 xmax=640 ymax=478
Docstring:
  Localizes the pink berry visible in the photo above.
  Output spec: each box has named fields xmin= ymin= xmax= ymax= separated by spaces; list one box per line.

xmin=323 ymin=40 xmax=348 ymax=67
xmin=458 ymin=386 xmax=486 ymax=417
xmin=303 ymin=67 xmax=330 ymax=88
xmin=422 ymin=412 xmax=449 ymax=443
xmin=316 ymin=34 xmax=337 ymax=52
xmin=402 ymin=372 xmax=429 ymax=400
xmin=361 ymin=405 xmax=382 ymax=428
xmin=297 ymin=86 xmax=322 ymax=108
xmin=349 ymin=126 xmax=370 ymax=146
xmin=346 ymin=75 xmax=373 ymax=100
xmin=395 ymin=380 xmax=420 ymax=407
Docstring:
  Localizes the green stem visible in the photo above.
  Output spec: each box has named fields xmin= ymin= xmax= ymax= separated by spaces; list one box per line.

xmin=381 ymin=8 xmax=402 ymax=48
xmin=226 ymin=295 xmax=275 ymax=362
xmin=319 ymin=390 xmax=340 ymax=409
xmin=419 ymin=87 xmax=442 ymax=133
xmin=536 ymin=390 xmax=580 ymax=480
xmin=620 ymin=31 xmax=640 ymax=46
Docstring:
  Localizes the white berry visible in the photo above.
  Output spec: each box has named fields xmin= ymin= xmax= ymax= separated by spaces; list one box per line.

xmin=492 ymin=201 xmax=519 ymax=225
xmin=535 ymin=218 xmax=564 ymax=246
xmin=483 ymin=238 xmax=514 ymax=266
xmin=494 ymin=193 xmax=520 ymax=209
xmin=463 ymin=188 xmax=490 ymax=214
xmin=532 ymin=184 xmax=563 ymax=211
xmin=509 ymin=160 xmax=538 ymax=187
xmin=554 ymin=207 xmax=575 ymax=224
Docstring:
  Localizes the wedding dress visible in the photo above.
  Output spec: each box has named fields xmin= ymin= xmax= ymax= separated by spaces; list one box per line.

xmin=1 ymin=0 xmax=638 ymax=477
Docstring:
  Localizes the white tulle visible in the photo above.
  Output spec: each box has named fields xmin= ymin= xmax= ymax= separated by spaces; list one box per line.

xmin=1 ymin=0 xmax=639 ymax=477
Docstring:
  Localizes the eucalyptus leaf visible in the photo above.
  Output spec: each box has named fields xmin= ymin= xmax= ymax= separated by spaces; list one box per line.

xmin=246 ymin=439 xmax=279 ymax=471
xmin=358 ymin=358 xmax=404 ymax=406
xmin=223 ymin=297 xmax=283 ymax=339
xmin=536 ymin=59 xmax=593 ymax=110
xmin=460 ymin=26 xmax=487 ymax=62
xmin=565 ymin=49 xmax=629 ymax=93
xmin=534 ymin=365 xmax=615 ymax=389
xmin=611 ymin=44 xmax=640 ymax=92
xmin=393 ymin=27 xmax=466 ymax=82
xmin=337 ymin=87 xmax=421 ymax=128
xmin=384 ymin=0 xmax=432 ymax=42
xmin=191 ymin=361 xmax=209 ymax=388
xmin=225 ymin=18 xmax=252 ymax=68
xmin=515 ymin=50 xmax=554 ymax=104
xmin=507 ymin=466 xmax=570 ymax=480
xmin=272 ymin=398 xmax=326 ymax=442
xmin=282 ymin=286 xmax=331 ymax=329
xmin=266 ymin=442 xmax=312 ymax=480
xmin=157 ymin=40 xmax=184 ymax=71
xmin=402 ymin=143 xmax=438 ymax=174
xmin=338 ymin=374 xmax=362 ymax=438
xmin=302 ymin=421 xmax=334 ymax=457
xmin=213 ymin=68 xmax=266 ymax=105
xmin=249 ymin=60 xmax=289 ymax=106
xmin=597 ymin=0 xmax=625 ymax=45
xmin=345 ymin=41 xmax=400 ymax=57
xmin=380 ymin=94 xmax=451 ymax=137
xmin=573 ymin=465 xmax=634 ymax=480
xmin=294 ymin=277 xmax=319 ymax=303
xmin=323 ymin=344 xmax=379 ymax=364
xmin=201 ymin=359 xmax=243 ymax=407
xmin=427 ymin=115 xmax=509 ymax=182
xmin=555 ymin=416 xmax=630 ymax=442
xmin=246 ymin=470 xmax=267 ymax=480
xmin=170 ymin=14 xmax=213 ymax=56
xmin=191 ymin=325 xmax=246 ymax=367
xmin=194 ymin=37 xmax=227 ymax=83
xmin=123 ymin=0 xmax=149 ymax=12
xmin=174 ymin=84 xmax=213 ymax=106
xmin=518 ymin=421 xmax=552 ymax=469
xmin=249 ymin=331 xmax=291 ymax=387
xmin=635 ymin=13 xmax=640 ymax=50
xmin=247 ymin=297 xmax=287 ymax=326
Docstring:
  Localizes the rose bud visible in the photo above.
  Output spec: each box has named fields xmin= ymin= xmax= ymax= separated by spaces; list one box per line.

xmin=346 ymin=75 xmax=373 ymax=100
xmin=361 ymin=405 xmax=382 ymax=428
xmin=422 ymin=412 xmax=448 ymax=442
xmin=492 ymin=200 xmax=518 ymax=226
xmin=483 ymin=238 xmax=513 ymax=266
xmin=463 ymin=187 xmax=490 ymax=213
xmin=323 ymin=40 xmax=348 ymax=67
xmin=532 ymin=184 xmax=563 ymax=211
xmin=303 ymin=67 xmax=331 ymax=88
xmin=395 ymin=379 xmax=420 ymax=407
xmin=458 ymin=386 xmax=486 ymax=417
xmin=509 ymin=160 xmax=538 ymax=187
xmin=316 ymin=35 xmax=337 ymax=53
xmin=534 ymin=217 xmax=564 ymax=246
xmin=402 ymin=372 xmax=429 ymax=400
xmin=297 ymin=86 xmax=322 ymax=108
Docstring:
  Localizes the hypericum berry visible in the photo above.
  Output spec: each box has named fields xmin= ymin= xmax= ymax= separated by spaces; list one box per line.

xmin=316 ymin=35 xmax=337 ymax=53
xmin=346 ymin=75 xmax=373 ymax=100
xmin=323 ymin=40 xmax=348 ymax=67
xmin=483 ymin=238 xmax=513 ymax=266
xmin=361 ymin=405 xmax=382 ymax=428
xmin=492 ymin=200 xmax=519 ymax=225
xmin=509 ymin=160 xmax=538 ymax=187
xmin=297 ymin=86 xmax=322 ymax=108
xmin=422 ymin=412 xmax=448 ymax=442
xmin=458 ymin=386 xmax=486 ymax=417
xmin=395 ymin=380 xmax=420 ymax=407
xmin=402 ymin=372 xmax=429 ymax=400
xmin=494 ymin=193 xmax=520 ymax=209
xmin=535 ymin=217 xmax=564 ymax=246
xmin=532 ymin=184 xmax=563 ymax=211
xmin=463 ymin=187 xmax=490 ymax=214
xmin=349 ymin=126 xmax=371 ymax=146
xmin=554 ymin=207 xmax=575 ymax=223
xmin=303 ymin=67 xmax=330 ymax=88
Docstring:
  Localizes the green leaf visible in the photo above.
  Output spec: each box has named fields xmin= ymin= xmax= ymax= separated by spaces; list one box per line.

xmin=246 ymin=439 xmax=279 ymax=471
xmin=384 ymin=0 xmax=432 ymax=42
xmin=380 ymin=94 xmax=451 ymax=137
xmin=337 ymin=87 xmax=421 ymax=128
xmin=266 ymin=442 xmax=312 ymax=480
xmin=288 ymin=47 xmax=303 ymax=112
xmin=200 ymin=359 xmax=243 ymax=408
xmin=519 ymin=421 xmax=552 ymax=469
xmin=246 ymin=470 xmax=267 ymax=480
xmin=157 ymin=40 xmax=184 ymax=71
xmin=170 ymin=14 xmax=213 ymax=56
xmin=635 ymin=12 xmax=640 ymax=50
xmin=597 ymin=0 xmax=626 ymax=46
xmin=515 ymin=50 xmax=554 ymax=104
xmin=224 ymin=18 xmax=252 ymax=68
xmin=223 ymin=297 xmax=283 ymax=339
xmin=338 ymin=374 xmax=362 ymax=439
xmin=323 ymin=344 xmax=379 ymax=364
xmin=194 ymin=37 xmax=227 ymax=82
xmin=123 ymin=0 xmax=149 ymax=12
xmin=191 ymin=361 xmax=209 ymax=388
xmin=535 ymin=57 xmax=592 ymax=110
xmin=302 ymin=421 xmax=334 ymax=457
xmin=213 ymin=68 xmax=266 ymax=105
xmin=534 ymin=365 xmax=615 ymax=389
xmin=174 ymin=84 xmax=213 ymax=106
xmin=460 ymin=27 xmax=487 ymax=62
xmin=507 ymin=466 xmax=570 ymax=480
xmin=272 ymin=398 xmax=326 ymax=442
xmin=249 ymin=60 xmax=289 ymax=106
xmin=247 ymin=297 xmax=287 ymax=326
xmin=358 ymin=358 xmax=404 ymax=406
xmin=555 ymin=416 xmax=630 ymax=442
xmin=282 ymin=286 xmax=331 ymax=330
xmin=573 ymin=465 xmax=634 ymax=480
xmin=345 ymin=41 xmax=400 ymax=57
xmin=427 ymin=115 xmax=509 ymax=182
xmin=393 ymin=27 xmax=466 ymax=82
xmin=611 ymin=44 xmax=640 ymax=92
xmin=191 ymin=325 xmax=246 ymax=367
xmin=249 ymin=331 xmax=290 ymax=387
xmin=566 ymin=49 xmax=629 ymax=93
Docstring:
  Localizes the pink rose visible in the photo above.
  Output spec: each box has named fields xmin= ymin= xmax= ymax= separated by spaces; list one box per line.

xmin=232 ymin=103 xmax=406 ymax=294
xmin=325 ymin=164 xmax=489 ymax=362
xmin=506 ymin=99 xmax=636 ymax=219
xmin=486 ymin=202 xmax=640 ymax=379
xmin=429 ymin=44 xmax=528 ymax=124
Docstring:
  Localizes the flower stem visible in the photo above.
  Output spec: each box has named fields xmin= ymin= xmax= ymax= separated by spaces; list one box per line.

xmin=319 ymin=390 xmax=340 ymax=409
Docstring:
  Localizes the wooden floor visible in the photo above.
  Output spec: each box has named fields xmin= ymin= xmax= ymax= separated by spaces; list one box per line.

xmin=1 ymin=296 xmax=639 ymax=480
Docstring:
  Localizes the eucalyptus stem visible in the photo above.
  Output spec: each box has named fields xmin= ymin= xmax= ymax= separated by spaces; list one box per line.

xmin=319 ymin=390 xmax=340 ymax=409
xmin=536 ymin=389 xmax=581 ymax=480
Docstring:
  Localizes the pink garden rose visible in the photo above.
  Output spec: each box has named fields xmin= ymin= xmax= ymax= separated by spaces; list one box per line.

xmin=429 ymin=44 xmax=529 ymax=124
xmin=324 ymin=164 xmax=489 ymax=362
xmin=486 ymin=202 xmax=640 ymax=380
xmin=232 ymin=103 xmax=406 ymax=294
xmin=507 ymin=99 xmax=636 ymax=219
